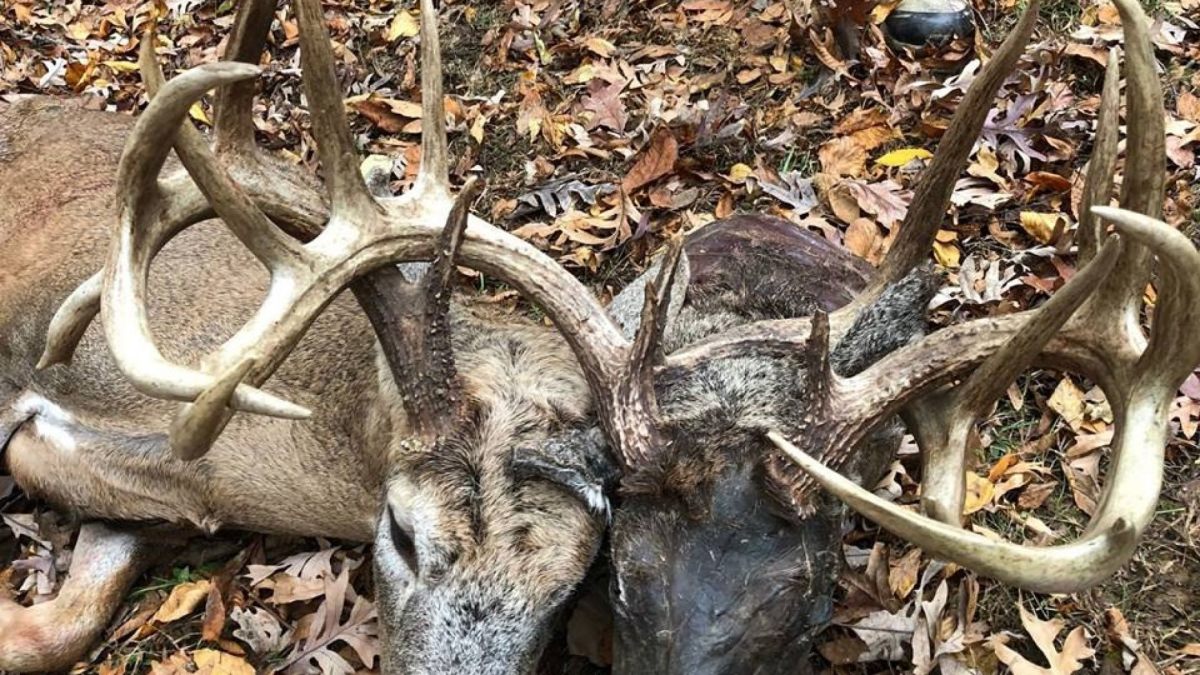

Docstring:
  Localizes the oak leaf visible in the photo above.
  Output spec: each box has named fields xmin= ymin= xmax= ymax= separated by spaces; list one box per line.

xmin=990 ymin=604 xmax=1095 ymax=675
xmin=621 ymin=128 xmax=678 ymax=193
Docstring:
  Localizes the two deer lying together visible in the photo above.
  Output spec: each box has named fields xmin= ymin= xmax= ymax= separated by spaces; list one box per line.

xmin=1 ymin=0 xmax=1194 ymax=672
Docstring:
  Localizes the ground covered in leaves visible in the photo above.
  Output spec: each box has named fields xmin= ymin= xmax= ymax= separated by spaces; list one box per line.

xmin=2 ymin=0 xmax=1200 ymax=673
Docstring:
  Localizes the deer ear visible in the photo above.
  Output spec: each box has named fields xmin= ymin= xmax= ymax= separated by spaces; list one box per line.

xmin=512 ymin=427 xmax=619 ymax=517
xmin=607 ymin=252 xmax=691 ymax=340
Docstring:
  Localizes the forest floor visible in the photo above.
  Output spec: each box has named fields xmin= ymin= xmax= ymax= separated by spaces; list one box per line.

xmin=2 ymin=0 xmax=1200 ymax=673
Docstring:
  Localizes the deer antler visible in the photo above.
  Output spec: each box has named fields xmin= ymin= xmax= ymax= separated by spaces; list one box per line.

xmin=38 ymin=2 xmax=328 ymax=371
xmin=59 ymin=0 xmax=670 ymax=465
xmin=766 ymin=0 xmax=1194 ymax=593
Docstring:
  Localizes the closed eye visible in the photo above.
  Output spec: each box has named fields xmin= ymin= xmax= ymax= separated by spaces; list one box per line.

xmin=387 ymin=503 xmax=420 ymax=574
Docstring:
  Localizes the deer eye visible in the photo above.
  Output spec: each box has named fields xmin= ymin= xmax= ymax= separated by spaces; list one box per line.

xmin=387 ymin=503 xmax=420 ymax=574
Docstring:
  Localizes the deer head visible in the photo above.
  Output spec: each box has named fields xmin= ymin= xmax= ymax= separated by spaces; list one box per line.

xmin=597 ymin=0 xmax=1196 ymax=668
xmin=43 ymin=0 xmax=1195 ymax=671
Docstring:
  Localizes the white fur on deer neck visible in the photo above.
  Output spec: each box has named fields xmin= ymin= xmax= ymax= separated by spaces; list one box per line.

xmin=11 ymin=392 xmax=78 ymax=453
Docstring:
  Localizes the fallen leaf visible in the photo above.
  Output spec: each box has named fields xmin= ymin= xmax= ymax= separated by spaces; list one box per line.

xmin=989 ymin=604 xmax=1095 ymax=674
xmin=1019 ymin=212 xmax=1066 ymax=245
xmin=820 ymin=137 xmax=868 ymax=177
xmin=962 ymin=472 xmax=994 ymax=515
xmin=1048 ymin=377 xmax=1087 ymax=432
xmin=851 ymin=605 xmax=918 ymax=662
xmin=1025 ymin=171 xmax=1073 ymax=193
xmin=844 ymin=218 xmax=884 ymax=263
xmin=581 ymin=79 xmax=627 ymax=131
xmin=888 ymin=548 xmax=922 ymax=600
xmin=387 ymin=10 xmax=420 ymax=41
xmin=153 ymin=580 xmax=213 ymax=624
xmin=622 ymin=128 xmax=678 ymax=193
xmin=1178 ymin=91 xmax=1200 ymax=124
xmin=193 ymin=649 xmax=255 ymax=675
xmin=933 ymin=230 xmax=960 ymax=268
xmin=876 ymin=147 xmax=933 ymax=167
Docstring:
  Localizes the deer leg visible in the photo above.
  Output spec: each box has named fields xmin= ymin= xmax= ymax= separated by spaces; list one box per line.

xmin=0 ymin=522 xmax=155 ymax=672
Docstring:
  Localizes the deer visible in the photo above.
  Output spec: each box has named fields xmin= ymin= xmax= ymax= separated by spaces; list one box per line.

xmin=0 ymin=0 xmax=1193 ymax=673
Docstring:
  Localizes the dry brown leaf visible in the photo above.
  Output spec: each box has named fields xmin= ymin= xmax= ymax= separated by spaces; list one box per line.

xmin=192 ymin=649 xmax=255 ymax=675
xmin=622 ymin=128 xmax=678 ymax=194
xmin=827 ymin=182 xmax=862 ymax=222
xmin=844 ymin=218 xmax=884 ymax=263
xmin=843 ymin=180 xmax=909 ymax=228
xmin=818 ymin=636 xmax=868 ymax=665
xmin=820 ymin=137 xmax=868 ymax=178
xmin=833 ymin=108 xmax=891 ymax=135
xmin=850 ymin=126 xmax=898 ymax=153
xmin=153 ymin=580 xmax=212 ymax=624
xmin=1025 ymin=171 xmax=1073 ymax=193
xmin=1177 ymin=91 xmax=1200 ymax=123
xmin=990 ymin=604 xmax=1095 ymax=675
xmin=1017 ymin=481 xmax=1056 ymax=510
xmin=1048 ymin=378 xmax=1087 ymax=432
xmin=581 ymin=79 xmax=627 ymax=131
xmin=888 ymin=548 xmax=922 ymax=600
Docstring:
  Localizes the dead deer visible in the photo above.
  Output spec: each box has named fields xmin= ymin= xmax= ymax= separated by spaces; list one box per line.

xmin=0 ymin=0 xmax=1193 ymax=673
xmin=0 ymin=1 xmax=618 ymax=672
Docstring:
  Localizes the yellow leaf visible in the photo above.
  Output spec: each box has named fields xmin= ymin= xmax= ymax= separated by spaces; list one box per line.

xmin=103 ymin=60 xmax=139 ymax=73
xmin=726 ymin=163 xmax=753 ymax=183
xmin=932 ymin=230 xmax=960 ymax=268
xmin=188 ymin=103 xmax=211 ymax=126
xmin=469 ymin=114 xmax=485 ymax=144
xmin=1019 ymin=211 xmax=1065 ymax=245
xmin=875 ymin=147 xmax=933 ymax=167
xmin=387 ymin=10 xmax=420 ymax=41
xmin=152 ymin=580 xmax=212 ymax=624
xmin=962 ymin=472 xmax=994 ymax=515
xmin=193 ymin=650 xmax=255 ymax=675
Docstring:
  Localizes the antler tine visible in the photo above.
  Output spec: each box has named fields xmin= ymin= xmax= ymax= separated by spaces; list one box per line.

xmin=293 ymin=0 xmax=378 ymax=219
xmin=836 ymin=0 xmax=1041 ymax=325
xmin=415 ymin=0 xmax=450 ymax=196
xmin=916 ymin=237 xmax=1122 ymax=524
xmin=38 ymin=272 xmax=103 ymax=369
xmin=769 ymin=430 xmax=1137 ymax=593
xmin=102 ymin=62 xmax=310 ymax=419
xmin=213 ymin=0 xmax=275 ymax=152
xmin=1094 ymin=207 xmax=1200 ymax=387
xmin=139 ymin=38 xmax=308 ymax=268
xmin=1076 ymin=51 xmax=1121 ymax=264
xmin=350 ymin=176 xmax=483 ymax=440
xmin=1077 ymin=0 xmax=1166 ymax=340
